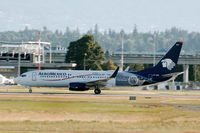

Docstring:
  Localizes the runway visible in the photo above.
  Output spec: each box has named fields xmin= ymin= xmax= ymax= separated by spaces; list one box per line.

xmin=1 ymin=91 xmax=200 ymax=98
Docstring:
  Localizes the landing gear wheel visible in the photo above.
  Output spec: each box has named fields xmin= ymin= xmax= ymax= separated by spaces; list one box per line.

xmin=94 ymin=89 xmax=101 ymax=94
xmin=29 ymin=88 xmax=32 ymax=93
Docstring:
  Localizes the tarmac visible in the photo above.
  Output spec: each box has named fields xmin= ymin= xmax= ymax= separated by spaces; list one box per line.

xmin=1 ymin=91 xmax=200 ymax=98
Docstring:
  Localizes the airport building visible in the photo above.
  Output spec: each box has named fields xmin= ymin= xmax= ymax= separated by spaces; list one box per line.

xmin=0 ymin=42 xmax=76 ymax=78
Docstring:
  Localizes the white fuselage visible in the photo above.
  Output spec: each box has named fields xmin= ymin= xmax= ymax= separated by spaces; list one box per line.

xmin=14 ymin=70 xmax=116 ymax=87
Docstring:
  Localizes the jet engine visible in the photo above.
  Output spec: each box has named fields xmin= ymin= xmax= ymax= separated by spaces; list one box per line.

xmin=69 ymin=82 xmax=89 ymax=91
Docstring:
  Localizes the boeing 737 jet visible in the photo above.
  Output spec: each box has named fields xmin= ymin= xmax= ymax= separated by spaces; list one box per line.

xmin=14 ymin=66 xmax=119 ymax=94
xmin=116 ymin=41 xmax=183 ymax=86
xmin=15 ymin=41 xmax=183 ymax=94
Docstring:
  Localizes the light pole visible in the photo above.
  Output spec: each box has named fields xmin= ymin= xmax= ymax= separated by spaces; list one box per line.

xmin=84 ymin=53 xmax=87 ymax=70
xmin=18 ymin=43 xmax=22 ymax=77
xmin=49 ymin=43 xmax=52 ymax=63
xmin=38 ymin=32 xmax=41 ymax=70
xmin=153 ymin=32 xmax=157 ymax=66
xmin=120 ymin=30 xmax=124 ymax=71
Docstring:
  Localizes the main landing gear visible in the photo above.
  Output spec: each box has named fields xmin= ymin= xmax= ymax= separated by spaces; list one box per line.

xmin=94 ymin=86 xmax=101 ymax=94
xmin=29 ymin=88 xmax=32 ymax=93
xmin=25 ymin=86 xmax=32 ymax=93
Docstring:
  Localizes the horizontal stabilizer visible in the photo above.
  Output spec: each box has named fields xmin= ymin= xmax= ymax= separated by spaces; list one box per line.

xmin=124 ymin=66 xmax=130 ymax=71
xmin=161 ymin=72 xmax=184 ymax=78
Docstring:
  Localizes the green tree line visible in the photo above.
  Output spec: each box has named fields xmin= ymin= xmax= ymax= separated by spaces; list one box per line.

xmin=0 ymin=25 xmax=200 ymax=53
xmin=0 ymin=25 xmax=200 ymax=81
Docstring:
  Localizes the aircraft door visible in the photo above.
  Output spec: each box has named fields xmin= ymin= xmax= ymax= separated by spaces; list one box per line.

xmin=32 ymin=72 xmax=37 ymax=81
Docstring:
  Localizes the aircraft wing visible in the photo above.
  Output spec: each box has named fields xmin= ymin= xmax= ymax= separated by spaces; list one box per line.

xmin=86 ymin=66 xmax=119 ymax=87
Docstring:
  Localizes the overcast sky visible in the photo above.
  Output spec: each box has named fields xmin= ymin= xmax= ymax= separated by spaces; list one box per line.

xmin=0 ymin=0 xmax=200 ymax=32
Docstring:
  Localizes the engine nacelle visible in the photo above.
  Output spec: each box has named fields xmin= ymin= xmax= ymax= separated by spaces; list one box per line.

xmin=69 ymin=82 xmax=89 ymax=91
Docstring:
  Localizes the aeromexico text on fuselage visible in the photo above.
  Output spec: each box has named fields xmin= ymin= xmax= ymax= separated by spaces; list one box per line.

xmin=38 ymin=71 xmax=112 ymax=81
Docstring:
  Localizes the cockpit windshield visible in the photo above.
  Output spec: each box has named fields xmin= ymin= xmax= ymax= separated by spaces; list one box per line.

xmin=21 ymin=74 xmax=27 ymax=77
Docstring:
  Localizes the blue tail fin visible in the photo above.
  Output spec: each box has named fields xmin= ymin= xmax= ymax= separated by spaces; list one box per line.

xmin=154 ymin=41 xmax=183 ymax=73
xmin=135 ymin=42 xmax=183 ymax=76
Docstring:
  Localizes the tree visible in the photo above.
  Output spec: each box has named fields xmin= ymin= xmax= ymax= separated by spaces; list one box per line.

xmin=127 ymin=64 xmax=145 ymax=71
xmin=102 ymin=60 xmax=117 ymax=70
xmin=132 ymin=24 xmax=138 ymax=37
xmin=65 ymin=35 xmax=105 ymax=70
xmin=195 ymin=65 xmax=200 ymax=81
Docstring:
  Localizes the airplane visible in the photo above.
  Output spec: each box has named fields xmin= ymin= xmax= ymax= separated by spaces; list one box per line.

xmin=14 ymin=66 xmax=119 ymax=94
xmin=115 ymin=41 xmax=183 ymax=86
xmin=14 ymin=41 xmax=183 ymax=94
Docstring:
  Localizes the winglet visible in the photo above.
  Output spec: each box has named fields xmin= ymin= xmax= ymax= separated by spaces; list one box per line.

xmin=124 ymin=66 xmax=130 ymax=71
xmin=110 ymin=66 xmax=119 ymax=78
xmin=175 ymin=41 xmax=183 ymax=45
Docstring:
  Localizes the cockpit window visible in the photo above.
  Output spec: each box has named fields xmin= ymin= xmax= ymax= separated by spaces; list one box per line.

xmin=21 ymin=74 xmax=27 ymax=77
